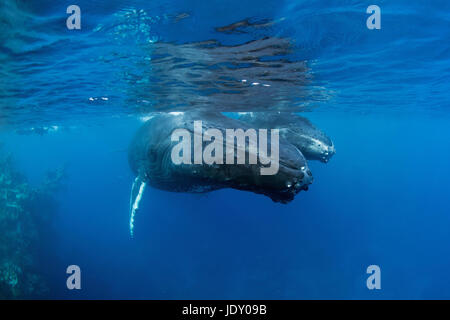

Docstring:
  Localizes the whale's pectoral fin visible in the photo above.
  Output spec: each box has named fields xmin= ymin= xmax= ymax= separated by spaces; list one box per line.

xmin=129 ymin=175 xmax=147 ymax=238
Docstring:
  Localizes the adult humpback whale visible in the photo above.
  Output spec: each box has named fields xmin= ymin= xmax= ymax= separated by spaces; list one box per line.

xmin=235 ymin=112 xmax=335 ymax=163
xmin=128 ymin=111 xmax=313 ymax=236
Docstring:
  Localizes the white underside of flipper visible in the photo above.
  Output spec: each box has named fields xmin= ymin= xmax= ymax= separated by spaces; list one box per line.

xmin=129 ymin=176 xmax=146 ymax=238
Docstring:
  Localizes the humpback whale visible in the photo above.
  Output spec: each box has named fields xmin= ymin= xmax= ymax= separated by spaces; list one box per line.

xmin=124 ymin=34 xmax=336 ymax=237
xmin=128 ymin=111 xmax=313 ymax=236
xmin=235 ymin=112 xmax=335 ymax=163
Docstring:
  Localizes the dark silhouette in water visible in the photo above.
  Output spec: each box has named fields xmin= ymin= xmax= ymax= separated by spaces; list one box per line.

xmin=127 ymin=111 xmax=317 ymax=236
xmin=127 ymin=108 xmax=336 ymax=237
xmin=126 ymin=32 xmax=336 ymax=237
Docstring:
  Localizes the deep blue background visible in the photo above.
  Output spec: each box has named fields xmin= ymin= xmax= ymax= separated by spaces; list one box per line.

xmin=1 ymin=0 xmax=449 ymax=299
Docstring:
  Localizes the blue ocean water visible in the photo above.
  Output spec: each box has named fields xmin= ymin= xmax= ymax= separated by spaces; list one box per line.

xmin=0 ymin=0 xmax=449 ymax=299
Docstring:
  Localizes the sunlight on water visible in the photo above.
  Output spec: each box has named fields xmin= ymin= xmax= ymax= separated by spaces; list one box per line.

xmin=1 ymin=0 xmax=448 ymax=128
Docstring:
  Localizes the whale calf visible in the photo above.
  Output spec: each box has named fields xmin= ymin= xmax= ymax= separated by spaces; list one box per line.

xmin=234 ymin=112 xmax=335 ymax=163
xmin=128 ymin=111 xmax=313 ymax=236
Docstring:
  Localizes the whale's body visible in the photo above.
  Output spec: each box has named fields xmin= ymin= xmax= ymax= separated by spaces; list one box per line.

xmin=128 ymin=112 xmax=312 ymax=203
xmin=127 ymin=111 xmax=335 ymax=237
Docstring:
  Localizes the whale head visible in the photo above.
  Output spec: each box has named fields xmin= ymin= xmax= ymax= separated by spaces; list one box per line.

xmin=227 ymin=139 xmax=314 ymax=204
xmin=235 ymin=112 xmax=336 ymax=163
